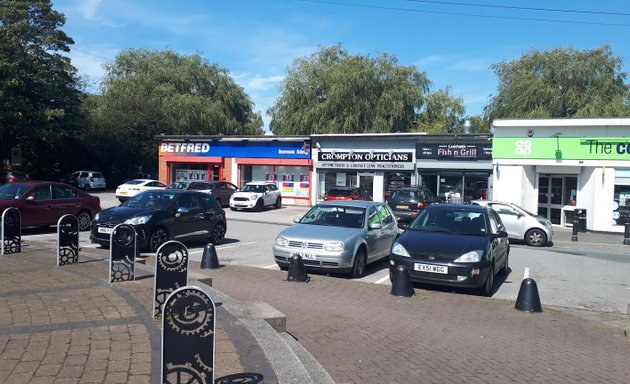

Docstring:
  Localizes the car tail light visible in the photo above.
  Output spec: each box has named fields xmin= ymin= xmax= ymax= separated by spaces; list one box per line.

xmin=417 ymin=202 xmax=425 ymax=209
xmin=8 ymin=176 xmax=16 ymax=182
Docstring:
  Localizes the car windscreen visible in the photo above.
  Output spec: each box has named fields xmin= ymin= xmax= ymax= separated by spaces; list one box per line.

xmin=122 ymin=191 xmax=175 ymax=209
xmin=389 ymin=190 xmax=420 ymax=201
xmin=0 ymin=184 xmax=29 ymax=200
xmin=92 ymin=173 xmax=104 ymax=178
xmin=124 ymin=180 xmax=145 ymax=185
xmin=410 ymin=209 xmax=487 ymax=236
xmin=241 ymin=184 xmax=265 ymax=193
xmin=327 ymin=189 xmax=352 ymax=197
xmin=300 ymin=205 xmax=366 ymax=228
xmin=166 ymin=182 xmax=190 ymax=190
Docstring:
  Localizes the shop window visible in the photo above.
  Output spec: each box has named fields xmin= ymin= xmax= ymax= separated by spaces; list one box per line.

xmin=613 ymin=169 xmax=630 ymax=226
xmin=317 ymin=171 xmax=357 ymax=200
xmin=240 ymin=164 xmax=310 ymax=198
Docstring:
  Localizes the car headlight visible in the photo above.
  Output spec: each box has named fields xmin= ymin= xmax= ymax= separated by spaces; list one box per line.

xmin=275 ymin=236 xmax=289 ymax=246
xmin=391 ymin=242 xmax=410 ymax=257
xmin=124 ymin=215 xmax=151 ymax=225
xmin=249 ymin=195 xmax=258 ymax=201
xmin=94 ymin=212 xmax=100 ymax=221
xmin=454 ymin=250 xmax=483 ymax=263
xmin=324 ymin=241 xmax=344 ymax=252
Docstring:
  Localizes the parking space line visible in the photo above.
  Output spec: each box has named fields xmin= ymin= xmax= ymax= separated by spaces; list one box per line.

xmin=216 ymin=241 xmax=256 ymax=250
xmin=263 ymin=264 xmax=278 ymax=269
xmin=375 ymin=275 xmax=390 ymax=284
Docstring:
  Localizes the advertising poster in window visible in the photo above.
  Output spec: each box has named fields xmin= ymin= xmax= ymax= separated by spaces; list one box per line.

xmin=281 ymin=181 xmax=309 ymax=197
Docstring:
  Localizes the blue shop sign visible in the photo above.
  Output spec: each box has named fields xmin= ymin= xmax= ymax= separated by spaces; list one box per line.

xmin=159 ymin=141 xmax=311 ymax=159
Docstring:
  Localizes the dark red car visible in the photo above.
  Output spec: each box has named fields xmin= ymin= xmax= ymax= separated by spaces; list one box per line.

xmin=324 ymin=187 xmax=373 ymax=201
xmin=0 ymin=181 xmax=101 ymax=231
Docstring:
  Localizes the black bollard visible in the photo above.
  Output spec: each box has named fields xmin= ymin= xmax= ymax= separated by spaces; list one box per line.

xmin=624 ymin=222 xmax=630 ymax=245
xmin=200 ymin=243 xmax=220 ymax=269
xmin=571 ymin=215 xmax=578 ymax=242
xmin=287 ymin=254 xmax=309 ymax=282
xmin=390 ymin=264 xmax=415 ymax=297
xmin=514 ymin=278 xmax=543 ymax=313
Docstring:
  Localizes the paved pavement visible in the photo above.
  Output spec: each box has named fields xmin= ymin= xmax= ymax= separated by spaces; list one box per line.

xmin=0 ymin=219 xmax=629 ymax=383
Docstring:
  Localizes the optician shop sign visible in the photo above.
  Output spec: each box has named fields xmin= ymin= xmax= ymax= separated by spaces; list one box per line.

xmin=493 ymin=137 xmax=630 ymax=160
xmin=159 ymin=141 xmax=310 ymax=159
xmin=315 ymin=151 xmax=414 ymax=170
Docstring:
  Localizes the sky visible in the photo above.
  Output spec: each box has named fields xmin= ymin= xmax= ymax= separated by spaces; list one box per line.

xmin=54 ymin=0 xmax=630 ymax=130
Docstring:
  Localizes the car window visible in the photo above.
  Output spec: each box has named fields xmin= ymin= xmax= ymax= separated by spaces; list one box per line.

xmin=327 ymin=189 xmax=350 ymax=196
xmin=126 ymin=180 xmax=144 ymax=185
xmin=199 ymin=194 xmax=221 ymax=211
xmin=0 ymin=184 xmax=29 ymax=200
xmin=241 ymin=184 xmax=264 ymax=193
xmin=368 ymin=206 xmax=381 ymax=226
xmin=79 ymin=172 xmax=88 ymax=178
xmin=92 ymin=172 xmax=104 ymax=178
xmin=52 ymin=185 xmax=76 ymax=199
xmin=225 ymin=183 xmax=237 ymax=191
xmin=377 ymin=204 xmax=394 ymax=225
xmin=29 ymin=186 xmax=51 ymax=201
xmin=488 ymin=210 xmax=502 ymax=233
xmin=491 ymin=204 xmax=518 ymax=216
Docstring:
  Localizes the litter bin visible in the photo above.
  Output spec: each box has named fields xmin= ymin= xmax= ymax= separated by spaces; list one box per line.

xmin=574 ymin=209 xmax=587 ymax=232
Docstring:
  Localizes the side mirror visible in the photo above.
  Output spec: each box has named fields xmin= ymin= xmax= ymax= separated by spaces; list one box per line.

xmin=177 ymin=207 xmax=189 ymax=214
xmin=493 ymin=230 xmax=508 ymax=238
xmin=369 ymin=222 xmax=382 ymax=230
xmin=397 ymin=222 xmax=408 ymax=231
xmin=293 ymin=216 xmax=301 ymax=223
xmin=26 ymin=195 xmax=36 ymax=202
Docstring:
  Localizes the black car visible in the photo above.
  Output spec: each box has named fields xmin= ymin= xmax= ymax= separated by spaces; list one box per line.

xmin=389 ymin=204 xmax=509 ymax=296
xmin=387 ymin=186 xmax=441 ymax=224
xmin=90 ymin=189 xmax=227 ymax=252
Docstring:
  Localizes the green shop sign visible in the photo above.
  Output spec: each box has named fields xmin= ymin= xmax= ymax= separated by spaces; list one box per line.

xmin=492 ymin=137 xmax=630 ymax=160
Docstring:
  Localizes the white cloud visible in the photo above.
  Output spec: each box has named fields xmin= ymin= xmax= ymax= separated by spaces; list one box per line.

xmin=79 ymin=0 xmax=102 ymax=20
xmin=448 ymin=58 xmax=490 ymax=72
xmin=414 ymin=55 xmax=444 ymax=68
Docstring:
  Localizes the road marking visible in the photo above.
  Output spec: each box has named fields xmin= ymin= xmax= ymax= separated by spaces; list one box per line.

xmin=217 ymin=241 xmax=256 ymax=250
xmin=375 ymin=275 xmax=390 ymax=284
xmin=263 ymin=264 xmax=278 ymax=269
xmin=524 ymin=267 xmax=530 ymax=279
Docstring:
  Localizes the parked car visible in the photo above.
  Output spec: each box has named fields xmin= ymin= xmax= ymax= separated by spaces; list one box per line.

xmin=116 ymin=179 xmax=167 ymax=202
xmin=324 ymin=187 xmax=372 ymax=201
xmin=1 ymin=170 xmax=30 ymax=184
xmin=390 ymin=204 xmax=509 ymax=296
xmin=273 ymin=201 xmax=399 ymax=278
xmin=0 ymin=181 xmax=101 ymax=231
xmin=166 ymin=180 xmax=238 ymax=207
xmin=470 ymin=200 xmax=553 ymax=247
xmin=74 ymin=170 xmax=107 ymax=191
xmin=230 ymin=181 xmax=281 ymax=211
xmin=387 ymin=186 xmax=441 ymax=224
xmin=90 ymin=190 xmax=227 ymax=252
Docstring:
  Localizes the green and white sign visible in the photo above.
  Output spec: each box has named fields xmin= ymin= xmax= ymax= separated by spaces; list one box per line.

xmin=493 ymin=137 xmax=630 ymax=160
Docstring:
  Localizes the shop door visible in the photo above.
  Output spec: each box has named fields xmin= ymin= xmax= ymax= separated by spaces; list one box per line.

xmin=538 ymin=176 xmax=563 ymax=224
xmin=358 ymin=173 xmax=375 ymax=201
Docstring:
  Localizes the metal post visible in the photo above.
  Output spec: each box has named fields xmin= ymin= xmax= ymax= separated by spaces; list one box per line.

xmin=571 ymin=210 xmax=578 ymax=242
xmin=624 ymin=222 xmax=630 ymax=245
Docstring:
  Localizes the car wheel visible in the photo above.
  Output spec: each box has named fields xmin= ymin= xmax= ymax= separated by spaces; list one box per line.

xmin=351 ymin=247 xmax=367 ymax=278
xmin=76 ymin=211 xmax=92 ymax=231
xmin=480 ymin=264 xmax=495 ymax=297
xmin=149 ymin=228 xmax=169 ymax=253
xmin=274 ymin=197 xmax=282 ymax=209
xmin=255 ymin=199 xmax=264 ymax=212
xmin=83 ymin=184 xmax=91 ymax=191
xmin=525 ymin=228 xmax=547 ymax=247
xmin=210 ymin=222 xmax=226 ymax=245
xmin=230 ymin=207 xmax=236 ymax=211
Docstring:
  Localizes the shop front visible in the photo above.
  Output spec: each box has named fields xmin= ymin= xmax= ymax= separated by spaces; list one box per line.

xmin=158 ymin=136 xmax=312 ymax=206
xmin=311 ymin=134 xmax=418 ymax=205
xmin=416 ymin=138 xmax=493 ymax=203
xmin=491 ymin=118 xmax=630 ymax=232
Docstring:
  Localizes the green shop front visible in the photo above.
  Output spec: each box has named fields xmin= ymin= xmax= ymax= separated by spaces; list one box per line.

xmin=492 ymin=118 xmax=630 ymax=232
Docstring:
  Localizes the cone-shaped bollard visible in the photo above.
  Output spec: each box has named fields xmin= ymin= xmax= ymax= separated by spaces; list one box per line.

xmin=287 ymin=254 xmax=309 ymax=282
xmin=200 ymin=243 xmax=220 ymax=269
xmin=390 ymin=265 xmax=415 ymax=297
xmin=515 ymin=278 xmax=543 ymax=312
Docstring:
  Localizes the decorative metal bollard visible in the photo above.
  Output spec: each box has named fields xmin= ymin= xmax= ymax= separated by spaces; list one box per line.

xmin=162 ymin=286 xmax=216 ymax=384
xmin=200 ymin=243 xmax=220 ymax=269
xmin=1 ymin=208 xmax=21 ymax=255
xmin=153 ymin=241 xmax=189 ymax=318
xmin=571 ymin=214 xmax=579 ymax=242
xmin=109 ymin=224 xmax=136 ymax=282
xmin=624 ymin=222 xmax=630 ymax=245
xmin=287 ymin=254 xmax=309 ymax=282
xmin=57 ymin=214 xmax=79 ymax=266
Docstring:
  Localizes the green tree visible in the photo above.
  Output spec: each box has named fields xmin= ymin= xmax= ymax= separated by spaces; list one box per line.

xmin=416 ymin=87 xmax=465 ymax=133
xmin=89 ymin=49 xmax=263 ymax=181
xmin=0 ymin=0 xmax=83 ymax=176
xmin=269 ymin=44 xmax=430 ymax=134
xmin=484 ymin=45 xmax=630 ymax=120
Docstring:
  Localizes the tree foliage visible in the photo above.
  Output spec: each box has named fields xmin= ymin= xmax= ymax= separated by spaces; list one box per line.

xmin=88 ymin=49 xmax=263 ymax=180
xmin=484 ymin=45 xmax=630 ymax=120
xmin=416 ymin=87 xmax=465 ymax=133
xmin=269 ymin=45 xmax=431 ymax=134
xmin=0 ymin=0 xmax=82 ymax=176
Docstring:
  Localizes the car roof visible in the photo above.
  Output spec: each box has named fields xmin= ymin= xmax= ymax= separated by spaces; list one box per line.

xmin=391 ymin=186 xmax=429 ymax=191
xmin=317 ymin=200 xmax=382 ymax=208
xmin=2 ymin=180 xmax=66 ymax=187
xmin=246 ymin=181 xmax=275 ymax=185
xmin=128 ymin=179 xmax=158 ymax=183
xmin=470 ymin=200 xmax=515 ymax=206
xmin=425 ymin=203 xmax=487 ymax=213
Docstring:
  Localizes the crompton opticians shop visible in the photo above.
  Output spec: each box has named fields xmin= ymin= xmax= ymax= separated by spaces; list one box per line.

xmin=311 ymin=133 xmax=418 ymax=205
xmin=157 ymin=136 xmax=312 ymax=206
xmin=491 ymin=118 xmax=630 ymax=232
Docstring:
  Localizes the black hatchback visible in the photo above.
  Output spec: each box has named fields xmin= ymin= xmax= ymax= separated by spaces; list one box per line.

xmin=387 ymin=187 xmax=441 ymax=224
xmin=90 ymin=190 xmax=227 ymax=252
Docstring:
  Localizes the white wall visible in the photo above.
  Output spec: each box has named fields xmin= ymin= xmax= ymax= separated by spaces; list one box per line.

xmin=581 ymin=167 xmax=619 ymax=232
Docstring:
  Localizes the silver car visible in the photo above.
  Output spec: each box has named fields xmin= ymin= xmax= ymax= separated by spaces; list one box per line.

xmin=470 ymin=200 xmax=553 ymax=247
xmin=273 ymin=201 xmax=399 ymax=278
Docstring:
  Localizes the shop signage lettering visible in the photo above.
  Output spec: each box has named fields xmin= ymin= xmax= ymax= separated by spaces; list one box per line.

xmin=586 ymin=140 xmax=630 ymax=156
xmin=493 ymin=137 xmax=630 ymax=160
xmin=160 ymin=143 xmax=210 ymax=153
xmin=416 ymin=144 xmax=492 ymax=160
xmin=316 ymin=161 xmax=414 ymax=170
xmin=317 ymin=151 xmax=413 ymax=162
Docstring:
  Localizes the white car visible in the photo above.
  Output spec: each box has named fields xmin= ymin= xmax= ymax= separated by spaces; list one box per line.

xmin=230 ymin=181 xmax=282 ymax=211
xmin=116 ymin=179 xmax=167 ymax=202
xmin=74 ymin=170 xmax=107 ymax=191
xmin=470 ymin=200 xmax=553 ymax=247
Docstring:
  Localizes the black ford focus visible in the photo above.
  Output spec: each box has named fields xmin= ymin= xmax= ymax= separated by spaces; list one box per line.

xmin=389 ymin=204 xmax=509 ymax=296
xmin=91 ymin=190 xmax=226 ymax=252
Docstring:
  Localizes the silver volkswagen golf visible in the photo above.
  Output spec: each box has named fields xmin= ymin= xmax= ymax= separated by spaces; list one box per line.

xmin=273 ymin=201 xmax=399 ymax=278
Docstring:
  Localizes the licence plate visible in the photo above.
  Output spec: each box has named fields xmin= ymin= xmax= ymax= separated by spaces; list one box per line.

xmin=98 ymin=227 xmax=113 ymax=234
xmin=290 ymin=251 xmax=317 ymax=260
xmin=395 ymin=205 xmax=409 ymax=209
xmin=414 ymin=263 xmax=448 ymax=274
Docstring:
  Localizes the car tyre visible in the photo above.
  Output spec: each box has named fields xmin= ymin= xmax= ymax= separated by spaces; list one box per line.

xmin=76 ymin=211 xmax=92 ymax=231
xmin=210 ymin=222 xmax=226 ymax=245
xmin=351 ymin=247 xmax=367 ymax=278
xmin=274 ymin=197 xmax=282 ymax=209
xmin=255 ymin=199 xmax=264 ymax=212
xmin=525 ymin=228 xmax=547 ymax=247
xmin=118 ymin=198 xmax=126 ymax=203
xmin=230 ymin=206 xmax=236 ymax=211
xmin=83 ymin=184 xmax=91 ymax=191
xmin=149 ymin=228 xmax=169 ymax=253
xmin=480 ymin=264 xmax=495 ymax=297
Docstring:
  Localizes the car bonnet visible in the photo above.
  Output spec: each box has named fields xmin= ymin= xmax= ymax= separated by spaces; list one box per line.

xmin=278 ymin=223 xmax=363 ymax=243
xmin=398 ymin=230 xmax=489 ymax=259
